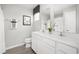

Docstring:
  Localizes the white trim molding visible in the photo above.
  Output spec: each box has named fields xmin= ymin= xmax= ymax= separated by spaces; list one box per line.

xmin=6 ymin=43 xmax=25 ymax=50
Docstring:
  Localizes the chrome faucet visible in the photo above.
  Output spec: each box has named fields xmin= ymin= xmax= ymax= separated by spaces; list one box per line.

xmin=60 ymin=32 xmax=63 ymax=36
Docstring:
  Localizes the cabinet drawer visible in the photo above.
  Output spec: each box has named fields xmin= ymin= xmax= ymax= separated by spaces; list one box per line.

xmin=57 ymin=43 xmax=77 ymax=54
xmin=56 ymin=50 xmax=66 ymax=54
xmin=38 ymin=39 xmax=55 ymax=54
xmin=43 ymin=38 xmax=55 ymax=47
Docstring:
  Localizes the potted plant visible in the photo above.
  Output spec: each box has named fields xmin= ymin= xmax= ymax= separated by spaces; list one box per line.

xmin=47 ymin=20 xmax=52 ymax=33
xmin=48 ymin=27 xmax=52 ymax=33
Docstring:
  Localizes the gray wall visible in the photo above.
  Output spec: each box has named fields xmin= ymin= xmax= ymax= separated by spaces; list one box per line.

xmin=1 ymin=5 xmax=33 ymax=49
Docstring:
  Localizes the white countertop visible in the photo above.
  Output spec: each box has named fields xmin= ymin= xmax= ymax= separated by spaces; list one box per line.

xmin=32 ymin=31 xmax=79 ymax=49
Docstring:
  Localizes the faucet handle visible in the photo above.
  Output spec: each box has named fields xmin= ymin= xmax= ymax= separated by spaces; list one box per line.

xmin=60 ymin=32 xmax=63 ymax=36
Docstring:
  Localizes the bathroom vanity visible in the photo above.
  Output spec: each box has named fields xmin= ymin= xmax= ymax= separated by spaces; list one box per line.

xmin=32 ymin=5 xmax=79 ymax=54
xmin=32 ymin=31 xmax=79 ymax=54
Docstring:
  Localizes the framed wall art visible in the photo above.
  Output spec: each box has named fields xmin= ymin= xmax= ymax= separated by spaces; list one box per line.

xmin=23 ymin=15 xmax=31 ymax=25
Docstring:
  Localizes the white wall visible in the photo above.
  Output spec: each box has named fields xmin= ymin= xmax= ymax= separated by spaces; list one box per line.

xmin=0 ymin=5 xmax=5 ymax=53
xmin=33 ymin=13 xmax=41 ymax=31
xmin=1 ymin=5 xmax=33 ymax=49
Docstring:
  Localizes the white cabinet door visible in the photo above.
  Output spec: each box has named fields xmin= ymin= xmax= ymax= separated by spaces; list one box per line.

xmin=56 ymin=50 xmax=65 ymax=54
xmin=56 ymin=42 xmax=77 ymax=54
xmin=64 ymin=8 xmax=76 ymax=33
xmin=37 ymin=38 xmax=55 ymax=54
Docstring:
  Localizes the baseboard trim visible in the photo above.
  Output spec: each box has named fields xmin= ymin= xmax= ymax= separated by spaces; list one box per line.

xmin=6 ymin=43 xmax=25 ymax=50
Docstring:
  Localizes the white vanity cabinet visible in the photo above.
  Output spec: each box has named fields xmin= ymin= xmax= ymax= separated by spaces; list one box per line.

xmin=32 ymin=32 xmax=79 ymax=54
xmin=37 ymin=38 xmax=55 ymax=54
xmin=32 ymin=32 xmax=55 ymax=54
xmin=56 ymin=42 xmax=77 ymax=54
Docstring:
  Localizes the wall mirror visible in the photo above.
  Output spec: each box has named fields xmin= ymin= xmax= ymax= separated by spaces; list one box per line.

xmin=40 ymin=7 xmax=64 ymax=33
xmin=40 ymin=4 xmax=78 ymax=34
xmin=40 ymin=7 xmax=51 ymax=32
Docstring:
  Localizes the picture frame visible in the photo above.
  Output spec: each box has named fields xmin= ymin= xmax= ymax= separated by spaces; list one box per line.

xmin=23 ymin=15 xmax=31 ymax=25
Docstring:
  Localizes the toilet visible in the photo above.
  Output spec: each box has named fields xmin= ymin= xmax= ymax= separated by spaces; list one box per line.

xmin=25 ymin=38 xmax=31 ymax=48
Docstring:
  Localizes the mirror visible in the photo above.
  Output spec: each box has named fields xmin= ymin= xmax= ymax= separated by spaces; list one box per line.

xmin=54 ymin=15 xmax=64 ymax=32
xmin=40 ymin=4 xmax=77 ymax=34
xmin=40 ymin=7 xmax=51 ymax=32
xmin=40 ymin=5 xmax=64 ymax=33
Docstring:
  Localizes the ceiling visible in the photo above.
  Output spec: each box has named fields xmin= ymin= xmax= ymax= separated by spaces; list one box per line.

xmin=1 ymin=4 xmax=76 ymax=14
xmin=40 ymin=4 xmax=76 ymax=15
xmin=1 ymin=4 xmax=37 ymax=10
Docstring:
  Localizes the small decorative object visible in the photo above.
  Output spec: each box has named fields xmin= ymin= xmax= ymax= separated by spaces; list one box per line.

xmin=47 ymin=20 xmax=52 ymax=33
xmin=11 ymin=19 xmax=17 ymax=29
xmin=48 ymin=27 xmax=52 ymax=32
xmin=23 ymin=15 xmax=31 ymax=25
